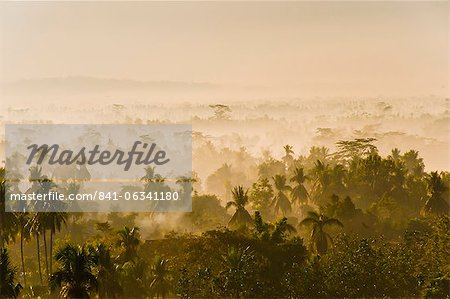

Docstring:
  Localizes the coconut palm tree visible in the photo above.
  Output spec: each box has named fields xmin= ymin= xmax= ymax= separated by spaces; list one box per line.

xmin=95 ymin=221 xmax=112 ymax=234
xmin=253 ymin=212 xmax=296 ymax=243
xmin=149 ymin=256 xmax=172 ymax=299
xmin=402 ymin=150 xmax=425 ymax=177
xmin=422 ymin=172 xmax=449 ymax=216
xmin=29 ymin=213 xmax=44 ymax=284
xmin=15 ymin=212 xmax=31 ymax=287
xmin=270 ymin=217 xmax=297 ymax=244
xmin=0 ymin=167 xmax=18 ymax=249
xmin=290 ymin=167 xmax=310 ymax=205
xmin=225 ymin=186 xmax=253 ymax=228
xmin=271 ymin=175 xmax=292 ymax=216
xmin=176 ymin=175 xmax=197 ymax=197
xmin=253 ymin=211 xmax=271 ymax=241
xmin=388 ymin=148 xmax=401 ymax=164
xmin=116 ymin=227 xmax=140 ymax=263
xmin=141 ymin=166 xmax=170 ymax=194
xmin=282 ymin=145 xmax=295 ymax=168
xmin=121 ymin=258 xmax=149 ymax=298
xmin=34 ymin=177 xmax=59 ymax=277
xmin=0 ymin=248 xmax=22 ymax=298
xmin=63 ymin=181 xmax=83 ymax=214
xmin=141 ymin=166 xmax=156 ymax=185
xmin=308 ymin=146 xmax=330 ymax=163
xmin=299 ymin=211 xmax=343 ymax=255
xmin=28 ymin=166 xmax=43 ymax=193
xmin=49 ymin=244 xmax=98 ymax=299
xmin=309 ymin=160 xmax=332 ymax=203
xmin=47 ymin=212 xmax=68 ymax=274
xmin=283 ymin=145 xmax=294 ymax=155
xmin=33 ymin=177 xmax=56 ymax=276
xmin=92 ymin=244 xmax=122 ymax=299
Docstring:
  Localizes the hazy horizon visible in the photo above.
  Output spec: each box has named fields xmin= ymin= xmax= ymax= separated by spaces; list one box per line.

xmin=1 ymin=1 xmax=448 ymax=99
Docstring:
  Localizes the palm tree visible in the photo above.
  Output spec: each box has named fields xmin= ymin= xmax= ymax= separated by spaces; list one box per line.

xmin=283 ymin=145 xmax=294 ymax=155
xmin=253 ymin=211 xmax=271 ymax=241
xmin=47 ymin=212 xmax=68 ymax=274
xmin=271 ymin=175 xmax=292 ymax=216
xmin=282 ymin=145 xmax=295 ymax=168
xmin=0 ymin=248 xmax=22 ymax=298
xmin=141 ymin=166 xmax=170 ymax=194
xmin=253 ymin=212 xmax=296 ymax=243
xmin=141 ymin=166 xmax=166 ymax=185
xmin=0 ymin=167 xmax=18 ymax=249
xmin=28 ymin=166 xmax=43 ymax=193
xmin=422 ymin=172 xmax=449 ymax=216
xmin=15 ymin=212 xmax=31 ymax=287
xmin=121 ymin=258 xmax=149 ymax=298
xmin=141 ymin=166 xmax=156 ymax=185
xmin=299 ymin=211 xmax=343 ymax=255
xmin=34 ymin=177 xmax=61 ymax=277
xmin=92 ymin=244 xmax=122 ymax=299
xmin=49 ymin=244 xmax=98 ymax=299
xmin=30 ymin=177 xmax=55 ymax=277
xmin=29 ymin=213 xmax=44 ymax=284
xmin=402 ymin=150 xmax=425 ymax=177
xmin=149 ymin=256 xmax=172 ymax=299
xmin=225 ymin=186 xmax=253 ymax=228
xmin=270 ymin=217 xmax=297 ymax=243
xmin=64 ymin=182 xmax=82 ymax=213
xmin=308 ymin=146 xmax=330 ymax=163
xmin=23 ymin=167 xmax=45 ymax=282
xmin=95 ymin=221 xmax=112 ymax=234
xmin=176 ymin=175 xmax=196 ymax=196
xmin=290 ymin=167 xmax=310 ymax=205
xmin=388 ymin=148 xmax=401 ymax=164
xmin=309 ymin=160 xmax=331 ymax=202
xmin=116 ymin=227 xmax=140 ymax=263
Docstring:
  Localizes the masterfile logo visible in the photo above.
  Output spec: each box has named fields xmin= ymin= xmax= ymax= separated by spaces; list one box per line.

xmin=5 ymin=124 xmax=192 ymax=213
xmin=26 ymin=141 xmax=170 ymax=171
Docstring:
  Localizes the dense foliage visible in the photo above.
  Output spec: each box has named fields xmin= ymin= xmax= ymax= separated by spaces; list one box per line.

xmin=0 ymin=140 xmax=449 ymax=298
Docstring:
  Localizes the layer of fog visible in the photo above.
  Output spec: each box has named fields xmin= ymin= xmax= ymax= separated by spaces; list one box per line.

xmin=1 ymin=91 xmax=448 ymax=239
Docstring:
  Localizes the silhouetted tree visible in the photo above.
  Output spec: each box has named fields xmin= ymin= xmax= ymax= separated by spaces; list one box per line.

xmin=271 ymin=175 xmax=292 ymax=216
xmin=299 ymin=211 xmax=343 ymax=255
xmin=49 ymin=244 xmax=98 ymax=298
xmin=422 ymin=172 xmax=449 ymax=216
xmin=0 ymin=249 xmax=22 ymax=298
xmin=226 ymin=186 xmax=253 ymax=228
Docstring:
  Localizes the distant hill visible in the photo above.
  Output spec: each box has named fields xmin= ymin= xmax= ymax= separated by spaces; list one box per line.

xmin=2 ymin=76 xmax=219 ymax=95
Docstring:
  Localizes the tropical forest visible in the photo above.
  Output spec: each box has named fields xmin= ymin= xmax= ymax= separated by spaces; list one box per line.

xmin=1 ymin=135 xmax=449 ymax=298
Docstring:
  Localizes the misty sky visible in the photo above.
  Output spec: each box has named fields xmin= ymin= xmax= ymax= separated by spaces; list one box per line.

xmin=0 ymin=1 xmax=448 ymax=97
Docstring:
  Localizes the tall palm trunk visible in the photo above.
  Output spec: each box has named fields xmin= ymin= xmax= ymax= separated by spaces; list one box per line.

xmin=43 ymin=230 xmax=49 ymax=277
xmin=36 ymin=233 xmax=43 ymax=284
xmin=20 ymin=226 xmax=27 ymax=287
xmin=0 ymin=221 xmax=3 ymax=249
xmin=50 ymin=230 xmax=53 ymax=274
